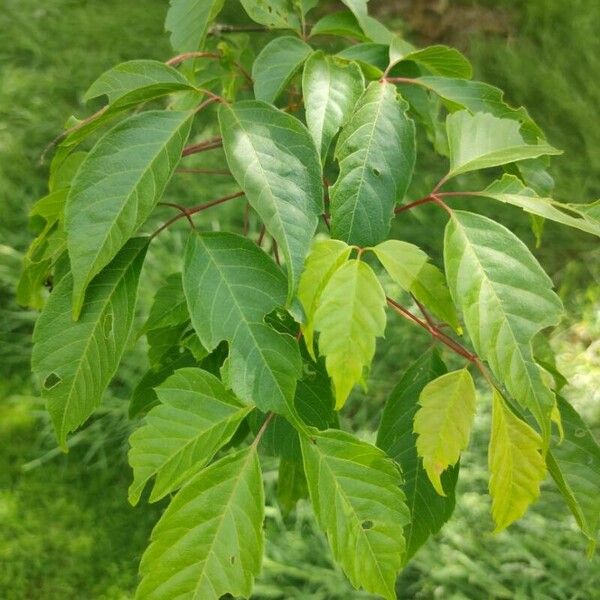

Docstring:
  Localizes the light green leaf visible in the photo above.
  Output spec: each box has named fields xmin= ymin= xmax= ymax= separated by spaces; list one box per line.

xmin=165 ymin=0 xmax=225 ymax=53
xmin=137 ymin=447 xmax=264 ymax=600
xmin=377 ymin=349 xmax=458 ymax=563
xmin=141 ymin=273 xmax=188 ymax=335
xmin=65 ymin=110 xmax=193 ymax=319
xmin=301 ymin=429 xmax=409 ymax=599
xmin=128 ymin=368 xmax=252 ymax=505
xmin=302 ymin=51 xmax=365 ymax=161
xmin=298 ymin=238 xmax=352 ymax=360
xmin=219 ymin=101 xmax=323 ymax=299
xmin=277 ymin=457 xmax=308 ymax=515
xmin=391 ymin=43 xmax=473 ymax=79
xmin=413 ymin=369 xmax=476 ymax=496
xmin=32 ymin=238 xmax=148 ymax=448
xmin=252 ymin=36 xmax=312 ymax=104
xmin=183 ymin=232 xmax=302 ymax=415
xmin=330 ymin=81 xmax=416 ymax=246
xmin=339 ymin=0 xmax=393 ymax=44
xmin=413 ymin=76 xmax=544 ymax=139
xmin=489 ymin=391 xmax=546 ymax=531
xmin=480 ymin=174 xmax=600 ymax=238
xmin=314 ymin=259 xmax=386 ymax=408
xmin=371 ymin=239 xmax=428 ymax=291
xmin=444 ymin=211 xmax=564 ymax=444
xmin=84 ymin=60 xmax=195 ymax=107
xmin=239 ymin=0 xmax=301 ymax=31
xmin=547 ymin=396 xmax=600 ymax=555
xmin=309 ymin=11 xmax=367 ymax=41
xmin=445 ymin=111 xmax=560 ymax=179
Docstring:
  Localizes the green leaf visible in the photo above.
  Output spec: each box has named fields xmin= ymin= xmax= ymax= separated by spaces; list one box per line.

xmin=330 ymin=82 xmax=416 ymax=246
xmin=183 ymin=232 xmax=302 ymax=415
xmin=444 ymin=211 xmax=563 ymax=444
xmin=141 ymin=273 xmax=189 ymax=334
xmin=252 ymin=36 xmax=312 ymax=104
xmin=480 ymin=174 xmax=600 ymax=239
xmin=298 ymin=238 xmax=352 ymax=360
xmin=302 ymin=51 xmax=365 ymax=161
xmin=165 ymin=0 xmax=225 ymax=53
xmin=413 ymin=368 xmax=476 ymax=496
xmin=489 ymin=391 xmax=546 ymax=531
xmin=32 ymin=238 xmax=148 ymax=448
xmin=128 ymin=368 xmax=252 ymax=505
xmin=339 ymin=0 xmax=393 ymax=44
xmin=337 ymin=43 xmax=389 ymax=79
xmin=277 ymin=457 xmax=308 ymax=515
xmin=301 ymin=429 xmax=409 ymax=599
xmin=137 ymin=447 xmax=264 ymax=600
xmin=413 ymin=76 xmax=545 ymax=138
xmin=371 ymin=239 xmax=428 ymax=291
xmin=219 ymin=101 xmax=323 ymax=298
xmin=377 ymin=349 xmax=458 ymax=563
xmin=65 ymin=110 xmax=193 ymax=319
xmin=390 ymin=43 xmax=472 ymax=79
xmin=314 ymin=259 xmax=386 ymax=409
xmin=547 ymin=396 xmax=600 ymax=555
xmin=239 ymin=0 xmax=301 ymax=31
xmin=309 ymin=11 xmax=367 ymax=41
xmin=445 ymin=111 xmax=560 ymax=179
xmin=84 ymin=60 xmax=195 ymax=107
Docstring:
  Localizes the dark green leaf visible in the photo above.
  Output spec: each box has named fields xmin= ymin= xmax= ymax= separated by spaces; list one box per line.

xmin=165 ymin=0 xmax=225 ymax=53
xmin=309 ymin=11 xmax=367 ymax=41
xmin=239 ymin=0 xmax=301 ymax=31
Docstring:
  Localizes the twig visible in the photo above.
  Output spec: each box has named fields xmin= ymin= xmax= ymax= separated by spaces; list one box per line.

xmin=157 ymin=202 xmax=196 ymax=230
xmin=257 ymin=225 xmax=266 ymax=246
xmin=182 ymin=137 xmax=223 ymax=157
xmin=176 ymin=167 xmax=232 ymax=176
xmin=252 ymin=413 xmax=275 ymax=447
xmin=166 ymin=51 xmax=221 ymax=67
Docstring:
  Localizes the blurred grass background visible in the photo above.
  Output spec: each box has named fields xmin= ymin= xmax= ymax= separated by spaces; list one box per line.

xmin=1 ymin=0 xmax=599 ymax=598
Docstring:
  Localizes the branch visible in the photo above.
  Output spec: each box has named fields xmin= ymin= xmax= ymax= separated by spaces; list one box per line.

xmin=165 ymin=51 xmax=221 ymax=67
xmin=182 ymin=137 xmax=223 ymax=157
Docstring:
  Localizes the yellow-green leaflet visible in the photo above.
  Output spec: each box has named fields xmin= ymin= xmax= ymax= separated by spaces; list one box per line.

xmin=488 ymin=391 xmax=547 ymax=531
xmin=413 ymin=369 xmax=476 ymax=496
xmin=314 ymin=259 xmax=386 ymax=409
xmin=298 ymin=239 xmax=352 ymax=360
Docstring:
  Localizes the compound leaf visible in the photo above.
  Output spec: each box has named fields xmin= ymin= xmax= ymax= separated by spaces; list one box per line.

xmin=32 ymin=238 xmax=148 ymax=448
xmin=66 ymin=110 xmax=193 ymax=319
xmin=446 ymin=111 xmax=560 ymax=179
xmin=413 ymin=368 xmax=476 ymax=495
xmin=301 ymin=429 xmax=409 ymax=599
xmin=252 ymin=36 xmax=312 ymax=104
xmin=489 ymin=391 xmax=546 ymax=531
xmin=444 ymin=211 xmax=563 ymax=444
xmin=219 ymin=101 xmax=323 ymax=299
xmin=128 ymin=368 xmax=252 ymax=505
xmin=165 ymin=0 xmax=225 ymax=53
xmin=314 ymin=259 xmax=386 ymax=409
xmin=183 ymin=232 xmax=301 ymax=415
xmin=137 ymin=447 xmax=264 ymax=600
xmin=302 ymin=51 xmax=365 ymax=161
xmin=377 ymin=349 xmax=458 ymax=563
xmin=330 ymin=81 xmax=416 ymax=246
xmin=298 ymin=238 xmax=352 ymax=360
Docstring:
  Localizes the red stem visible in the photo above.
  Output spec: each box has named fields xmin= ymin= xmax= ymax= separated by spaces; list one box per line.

xmin=182 ymin=137 xmax=223 ymax=157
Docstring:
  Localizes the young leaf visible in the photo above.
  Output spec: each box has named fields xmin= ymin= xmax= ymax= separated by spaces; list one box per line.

xmin=377 ymin=349 xmax=458 ymax=562
xmin=128 ymin=368 xmax=253 ymax=505
xmin=252 ymin=36 xmax=312 ymax=104
xmin=413 ymin=368 xmax=476 ymax=495
xmin=330 ymin=81 xmax=416 ymax=246
xmin=141 ymin=273 xmax=189 ymax=334
xmin=302 ymin=51 xmax=365 ymax=161
xmin=301 ymin=429 xmax=409 ymax=600
xmin=547 ymin=396 xmax=600 ymax=555
xmin=183 ymin=232 xmax=302 ymax=415
xmin=297 ymin=238 xmax=352 ymax=359
xmin=219 ymin=101 xmax=323 ymax=298
xmin=489 ymin=391 xmax=546 ymax=531
xmin=137 ymin=447 xmax=264 ymax=600
xmin=84 ymin=60 xmax=195 ymax=108
xmin=445 ymin=111 xmax=560 ymax=179
xmin=66 ymin=110 xmax=193 ymax=318
xmin=444 ymin=211 xmax=563 ymax=444
xmin=309 ymin=11 xmax=367 ymax=41
xmin=32 ymin=238 xmax=148 ymax=448
xmin=314 ymin=259 xmax=386 ymax=408
xmin=239 ymin=0 xmax=301 ymax=31
xmin=390 ymin=43 xmax=473 ymax=79
xmin=165 ymin=0 xmax=225 ymax=53
xmin=480 ymin=174 xmax=600 ymax=238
